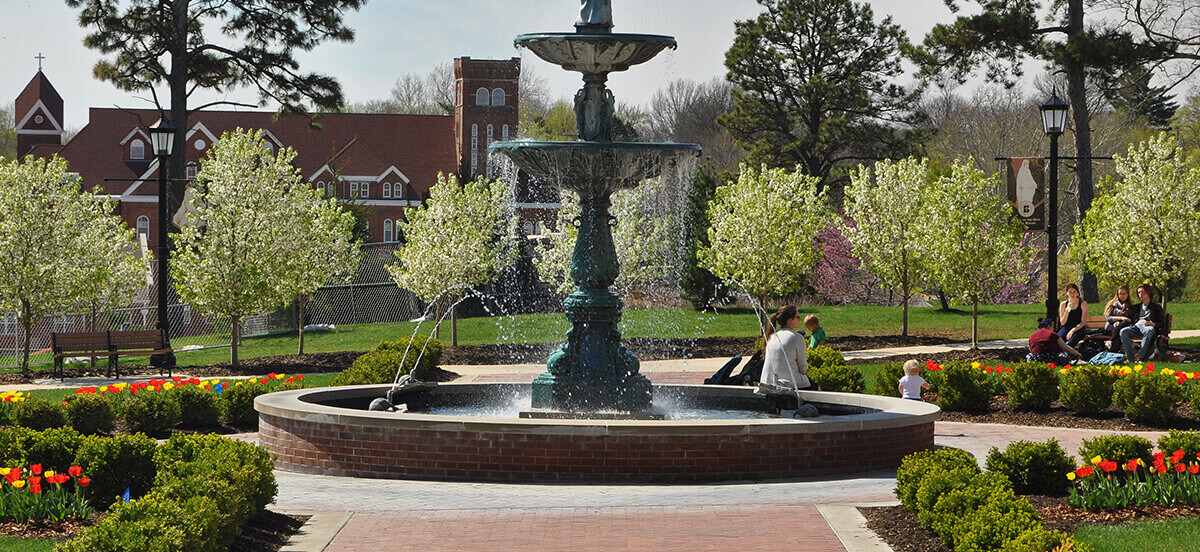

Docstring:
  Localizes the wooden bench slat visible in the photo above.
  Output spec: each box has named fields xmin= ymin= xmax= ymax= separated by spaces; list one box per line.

xmin=52 ymin=329 xmax=172 ymax=380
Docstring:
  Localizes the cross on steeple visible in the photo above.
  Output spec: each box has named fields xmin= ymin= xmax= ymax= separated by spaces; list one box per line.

xmin=35 ymin=52 xmax=45 ymax=71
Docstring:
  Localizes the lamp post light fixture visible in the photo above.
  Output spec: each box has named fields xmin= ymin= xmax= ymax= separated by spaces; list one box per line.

xmin=148 ymin=117 xmax=177 ymax=371
xmin=1040 ymin=91 xmax=1069 ymax=324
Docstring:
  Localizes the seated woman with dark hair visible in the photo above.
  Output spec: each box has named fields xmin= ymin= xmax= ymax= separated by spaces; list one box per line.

xmin=1027 ymin=317 xmax=1082 ymax=364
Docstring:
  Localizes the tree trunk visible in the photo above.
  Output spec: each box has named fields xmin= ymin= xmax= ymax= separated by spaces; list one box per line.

xmin=231 ymin=315 xmax=241 ymax=367
xmin=297 ymin=295 xmax=307 ymax=355
xmin=938 ymin=289 xmax=950 ymax=311
xmin=168 ymin=0 xmax=190 ymax=217
xmin=901 ymin=270 xmax=910 ymax=337
xmin=971 ymin=298 xmax=979 ymax=349
xmin=1066 ymin=0 xmax=1099 ymax=304
xmin=451 ymin=303 xmax=458 ymax=347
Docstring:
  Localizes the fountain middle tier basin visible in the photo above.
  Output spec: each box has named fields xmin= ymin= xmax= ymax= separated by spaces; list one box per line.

xmin=515 ymin=32 xmax=677 ymax=74
xmin=490 ymin=141 xmax=701 ymax=196
xmin=256 ymin=383 xmax=939 ymax=483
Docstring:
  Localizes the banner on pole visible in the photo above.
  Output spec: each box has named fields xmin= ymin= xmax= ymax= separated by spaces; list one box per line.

xmin=1006 ymin=157 xmax=1045 ymax=231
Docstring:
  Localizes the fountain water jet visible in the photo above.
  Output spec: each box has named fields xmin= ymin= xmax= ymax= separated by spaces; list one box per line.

xmin=491 ymin=1 xmax=700 ymax=416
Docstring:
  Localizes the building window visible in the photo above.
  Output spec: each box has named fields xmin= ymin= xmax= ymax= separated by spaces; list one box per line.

xmin=130 ymin=139 xmax=145 ymax=160
xmin=523 ymin=221 xmax=535 ymax=235
xmin=502 ymin=125 xmax=509 ymax=140
xmin=471 ymin=152 xmax=478 ymax=175
xmin=487 ymin=124 xmax=494 ymax=144
xmin=475 ymin=87 xmax=490 ymax=106
xmin=350 ymin=182 xmax=359 ymax=198
xmin=361 ymin=182 xmax=369 ymax=198
xmin=394 ymin=183 xmax=404 ymax=199
xmin=384 ymin=219 xmax=393 ymax=243
xmin=472 ymin=124 xmax=478 ymax=137
xmin=492 ymin=88 xmax=505 ymax=107
xmin=327 ymin=182 xmax=336 ymax=197
xmin=383 ymin=182 xmax=392 ymax=199
xmin=136 ymin=216 xmax=150 ymax=241
xmin=186 ymin=163 xmax=198 ymax=180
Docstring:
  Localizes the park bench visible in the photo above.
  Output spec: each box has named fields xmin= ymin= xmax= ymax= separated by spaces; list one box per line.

xmin=51 ymin=329 xmax=173 ymax=380
xmin=1079 ymin=313 xmax=1172 ymax=359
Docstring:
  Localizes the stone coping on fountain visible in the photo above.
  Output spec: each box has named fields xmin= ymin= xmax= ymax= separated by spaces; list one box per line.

xmin=256 ymin=384 xmax=940 ymax=482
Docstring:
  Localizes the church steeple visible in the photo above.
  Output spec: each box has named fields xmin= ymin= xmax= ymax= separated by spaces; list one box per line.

xmin=15 ymin=67 xmax=65 ymax=158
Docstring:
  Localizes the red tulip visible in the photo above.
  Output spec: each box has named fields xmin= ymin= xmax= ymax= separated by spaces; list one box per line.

xmin=1190 ymin=465 xmax=1199 ymax=475
xmin=78 ymin=477 xmax=90 ymax=488
xmin=1127 ymin=459 xmax=1139 ymax=472
xmin=296 ymin=374 xmax=304 ymax=380
xmin=259 ymin=378 xmax=269 ymax=384
xmin=29 ymin=483 xmax=41 ymax=494
xmin=1077 ymin=466 xmax=1094 ymax=477
xmin=1102 ymin=460 xmax=1118 ymax=472
xmin=1173 ymin=450 xmax=1187 ymax=464
xmin=29 ymin=464 xmax=42 ymax=475
xmin=28 ymin=476 xmax=41 ymax=486
xmin=1155 ymin=452 xmax=1166 ymax=463
xmin=4 ymin=469 xmax=19 ymax=483
xmin=1158 ymin=464 xmax=1168 ymax=474
xmin=1176 ymin=463 xmax=1186 ymax=473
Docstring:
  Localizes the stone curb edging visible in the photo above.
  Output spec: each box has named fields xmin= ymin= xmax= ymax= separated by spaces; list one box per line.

xmin=817 ymin=502 xmax=898 ymax=552
xmin=279 ymin=511 xmax=351 ymax=552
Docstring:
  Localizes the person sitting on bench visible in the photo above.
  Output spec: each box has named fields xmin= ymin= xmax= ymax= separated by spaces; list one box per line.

xmin=1120 ymin=283 xmax=1165 ymax=363
xmin=1102 ymin=285 xmax=1134 ymax=352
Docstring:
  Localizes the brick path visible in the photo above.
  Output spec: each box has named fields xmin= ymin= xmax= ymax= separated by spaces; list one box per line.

xmin=325 ymin=505 xmax=846 ymax=552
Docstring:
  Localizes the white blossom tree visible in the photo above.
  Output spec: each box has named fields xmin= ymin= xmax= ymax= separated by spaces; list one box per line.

xmin=699 ymin=164 xmax=831 ymax=334
xmin=73 ymin=218 xmax=151 ymax=334
xmin=922 ymin=158 xmax=1032 ymax=347
xmin=535 ymin=178 xmax=682 ymax=297
xmin=388 ymin=173 xmax=518 ymax=346
xmin=174 ymin=129 xmax=349 ymax=365
xmin=843 ymin=157 xmax=933 ymax=337
xmin=0 ymin=155 xmax=141 ymax=372
xmin=1074 ymin=133 xmax=1200 ymax=304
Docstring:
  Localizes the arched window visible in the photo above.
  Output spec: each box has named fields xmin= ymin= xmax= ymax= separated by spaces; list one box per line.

xmin=475 ymin=87 xmax=490 ymax=106
xmin=523 ymin=221 xmax=534 ymax=235
xmin=492 ymin=88 xmax=505 ymax=107
xmin=360 ymin=182 xmax=369 ymax=198
xmin=130 ymin=139 xmax=145 ymax=160
xmin=186 ymin=163 xmax=198 ymax=180
xmin=502 ymin=125 xmax=509 ymax=140
xmin=394 ymin=183 xmax=404 ymax=199
xmin=384 ymin=219 xmax=393 ymax=243
xmin=382 ymin=182 xmax=392 ymax=199
xmin=136 ymin=216 xmax=150 ymax=240
xmin=327 ymin=182 xmax=336 ymax=197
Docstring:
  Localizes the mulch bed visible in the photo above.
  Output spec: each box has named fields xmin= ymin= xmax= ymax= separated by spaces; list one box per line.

xmin=0 ymin=510 xmax=308 ymax=551
xmin=862 ymin=495 xmax=1200 ymax=552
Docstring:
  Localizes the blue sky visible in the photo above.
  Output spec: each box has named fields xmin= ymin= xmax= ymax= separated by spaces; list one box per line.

xmin=2 ymin=0 xmax=961 ymax=129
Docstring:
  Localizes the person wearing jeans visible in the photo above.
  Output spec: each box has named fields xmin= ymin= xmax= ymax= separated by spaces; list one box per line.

xmin=1120 ymin=284 xmax=1165 ymax=362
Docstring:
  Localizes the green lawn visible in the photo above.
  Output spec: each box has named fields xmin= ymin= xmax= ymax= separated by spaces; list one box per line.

xmin=0 ymin=536 xmax=55 ymax=552
xmin=1073 ymin=517 xmax=1200 ymax=551
xmin=12 ymin=302 xmax=1200 ymax=375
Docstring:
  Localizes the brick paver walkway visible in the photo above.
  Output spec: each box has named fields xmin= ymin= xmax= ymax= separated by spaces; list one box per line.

xmin=326 ymin=505 xmax=845 ymax=552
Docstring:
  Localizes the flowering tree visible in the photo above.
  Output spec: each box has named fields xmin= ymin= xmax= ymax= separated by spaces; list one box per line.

xmin=72 ymin=217 xmax=151 ymax=337
xmin=922 ymin=159 xmax=1031 ymax=347
xmin=174 ymin=129 xmax=347 ymax=365
xmin=0 ymin=155 xmax=141 ymax=372
xmin=809 ymin=220 xmax=885 ymax=306
xmin=536 ymin=178 xmax=682 ymax=297
xmin=699 ymin=164 xmax=831 ymax=334
xmin=1074 ymin=133 xmax=1200 ymax=303
xmin=843 ymin=157 xmax=932 ymax=336
xmin=389 ymin=173 xmax=517 ymax=346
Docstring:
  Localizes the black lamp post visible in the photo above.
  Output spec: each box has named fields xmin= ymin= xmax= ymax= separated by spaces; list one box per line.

xmin=1040 ymin=92 xmax=1069 ymax=323
xmin=148 ymin=118 xmax=176 ymax=370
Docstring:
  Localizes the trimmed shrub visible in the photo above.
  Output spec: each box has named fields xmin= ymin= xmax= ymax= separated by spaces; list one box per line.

xmin=334 ymin=337 xmax=445 ymax=386
xmin=984 ymin=439 xmax=1074 ymax=495
xmin=1112 ymin=371 xmax=1185 ymax=424
xmin=12 ymin=398 xmax=68 ymax=430
xmin=925 ymin=472 xmax=1015 ymax=543
xmin=895 ymin=447 xmax=979 ymax=509
xmin=1059 ymin=365 xmax=1117 ymax=414
xmin=57 ymin=490 xmax=224 ymax=552
xmin=74 ymin=433 xmax=159 ymax=510
xmin=806 ymin=345 xmax=844 ymax=371
xmin=952 ymin=495 xmax=1041 ymax=552
xmin=25 ymin=427 xmax=85 ymax=473
xmin=120 ymin=391 xmax=182 ymax=434
xmin=1078 ymin=434 xmax=1154 ymax=466
xmin=271 ymin=379 xmax=306 ymax=393
xmin=1188 ymin=382 xmax=1200 ymax=418
xmin=869 ymin=362 xmax=905 ymax=397
xmin=936 ymin=361 xmax=991 ymax=412
xmin=66 ymin=393 xmax=116 ymax=435
xmin=1158 ymin=430 xmax=1200 ymax=459
xmin=914 ymin=467 xmax=978 ymax=529
xmin=1001 ymin=362 xmax=1059 ymax=411
xmin=0 ymin=427 xmax=32 ymax=467
xmin=809 ymin=363 xmax=864 ymax=393
xmin=220 ymin=381 xmax=266 ymax=429
xmin=174 ymin=385 xmax=221 ymax=429
xmin=156 ymin=434 xmax=276 ymax=513
xmin=1000 ymin=529 xmax=1094 ymax=552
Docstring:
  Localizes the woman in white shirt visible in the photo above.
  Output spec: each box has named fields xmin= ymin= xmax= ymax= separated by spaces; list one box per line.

xmin=760 ymin=305 xmax=814 ymax=390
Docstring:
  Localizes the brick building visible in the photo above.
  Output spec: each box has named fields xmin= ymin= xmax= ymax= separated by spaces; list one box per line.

xmin=12 ymin=57 xmax=556 ymax=245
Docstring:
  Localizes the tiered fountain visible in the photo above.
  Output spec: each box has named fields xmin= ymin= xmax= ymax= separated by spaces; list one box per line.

xmin=491 ymin=2 xmax=701 ymax=417
xmin=255 ymin=1 xmax=940 ymax=483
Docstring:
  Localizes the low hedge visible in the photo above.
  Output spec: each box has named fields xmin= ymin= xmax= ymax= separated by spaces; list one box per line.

xmin=73 ymin=433 xmax=159 ymax=510
xmin=120 ymin=391 xmax=182 ymax=434
xmin=808 ymin=362 xmax=864 ymax=393
xmin=1112 ymin=371 xmax=1185 ymax=424
xmin=220 ymin=381 xmax=267 ymax=429
xmin=984 ymin=439 xmax=1074 ymax=496
xmin=1000 ymin=362 xmax=1059 ymax=411
xmin=65 ymin=393 xmax=116 ymax=435
xmin=936 ymin=362 xmax=991 ymax=412
xmin=334 ymin=337 xmax=444 ymax=386
xmin=869 ymin=362 xmax=906 ymax=397
xmin=1058 ymin=365 xmax=1117 ymax=414
xmin=1078 ymin=434 xmax=1154 ymax=472
xmin=1158 ymin=430 xmax=1200 ymax=459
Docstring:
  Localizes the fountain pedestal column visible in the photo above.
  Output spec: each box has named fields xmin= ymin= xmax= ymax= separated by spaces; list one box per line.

xmin=529 ymin=195 xmax=652 ymax=414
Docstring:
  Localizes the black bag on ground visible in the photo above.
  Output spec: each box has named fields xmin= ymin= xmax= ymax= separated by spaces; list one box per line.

xmin=729 ymin=351 xmax=764 ymax=385
xmin=1076 ymin=338 xmax=1106 ymax=362
xmin=704 ymin=355 xmax=743 ymax=385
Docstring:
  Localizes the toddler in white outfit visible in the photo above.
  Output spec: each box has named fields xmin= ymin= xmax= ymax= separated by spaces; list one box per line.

xmin=897 ymin=359 xmax=930 ymax=400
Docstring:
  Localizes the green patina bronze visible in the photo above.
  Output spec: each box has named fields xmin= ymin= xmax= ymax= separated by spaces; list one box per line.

xmin=491 ymin=3 xmax=700 ymax=414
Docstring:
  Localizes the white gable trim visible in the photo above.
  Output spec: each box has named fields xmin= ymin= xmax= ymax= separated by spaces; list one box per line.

xmin=185 ymin=122 xmax=220 ymax=145
xmin=378 ymin=166 xmax=411 ymax=184
xmin=308 ymin=165 xmax=336 ymax=182
xmin=259 ymin=129 xmax=283 ymax=148
xmin=15 ymin=100 xmax=63 ymax=132
xmin=119 ymin=128 xmax=150 ymax=146
xmin=121 ymin=161 xmax=160 ymax=196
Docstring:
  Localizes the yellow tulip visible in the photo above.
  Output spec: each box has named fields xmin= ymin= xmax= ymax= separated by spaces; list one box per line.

xmin=1092 ymin=455 xmax=1103 ymax=465
xmin=44 ymin=470 xmax=54 ymax=478
xmin=164 ymin=382 xmax=174 ymax=390
xmin=1067 ymin=472 xmax=1076 ymax=480
xmin=0 ymin=468 xmax=10 ymax=476
xmin=12 ymin=480 xmax=25 ymax=489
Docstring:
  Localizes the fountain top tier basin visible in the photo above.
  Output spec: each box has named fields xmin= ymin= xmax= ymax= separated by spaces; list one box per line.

xmin=256 ymin=383 xmax=940 ymax=483
xmin=515 ymin=32 xmax=676 ymax=74
xmin=490 ymin=141 xmax=701 ymax=196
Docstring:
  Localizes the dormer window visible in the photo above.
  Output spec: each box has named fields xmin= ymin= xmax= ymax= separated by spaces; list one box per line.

xmin=492 ymin=89 xmax=505 ymax=107
xmin=476 ymin=87 xmax=490 ymax=106
xmin=186 ymin=163 xmax=198 ymax=180
xmin=130 ymin=139 xmax=145 ymax=160
xmin=383 ymin=182 xmax=392 ymax=199
xmin=136 ymin=216 xmax=150 ymax=241
xmin=360 ymin=182 xmax=369 ymax=198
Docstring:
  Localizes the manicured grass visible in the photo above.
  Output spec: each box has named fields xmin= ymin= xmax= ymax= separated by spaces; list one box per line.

xmin=0 ymin=536 xmax=55 ymax=552
xmin=12 ymin=302 xmax=1199 ymax=374
xmin=1073 ymin=517 xmax=1200 ymax=551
